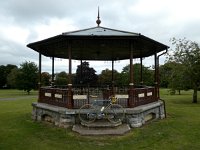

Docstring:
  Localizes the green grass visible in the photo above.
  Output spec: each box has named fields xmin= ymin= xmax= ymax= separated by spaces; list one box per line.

xmin=0 ymin=89 xmax=200 ymax=150
xmin=0 ymin=89 xmax=37 ymax=98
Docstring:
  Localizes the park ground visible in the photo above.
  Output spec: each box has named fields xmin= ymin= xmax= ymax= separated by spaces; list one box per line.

xmin=0 ymin=89 xmax=200 ymax=150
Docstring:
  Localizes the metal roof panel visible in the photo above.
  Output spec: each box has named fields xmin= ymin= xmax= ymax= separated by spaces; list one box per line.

xmin=62 ymin=26 xmax=139 ymax=36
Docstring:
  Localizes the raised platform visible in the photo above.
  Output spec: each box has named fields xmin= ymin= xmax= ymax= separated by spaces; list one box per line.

xmin=32 ymin=100 xmax=166 ymax=134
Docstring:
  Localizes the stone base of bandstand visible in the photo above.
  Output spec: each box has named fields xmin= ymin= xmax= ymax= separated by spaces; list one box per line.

xmin=32 ymin=100 xmax=166 ymax=135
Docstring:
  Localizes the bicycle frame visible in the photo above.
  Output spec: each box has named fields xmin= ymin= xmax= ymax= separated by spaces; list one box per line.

xmin=92 ymin=100 xmax=112 ymax=119
xmin=79 ymin=99 xmax=125 ymax=124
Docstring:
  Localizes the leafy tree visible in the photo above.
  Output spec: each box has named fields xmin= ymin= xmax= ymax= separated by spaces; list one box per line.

xmin=0 ymin=65 xmax=6 ymax=88
xmin=7 ymin=68 xmax=20 ymax=88
xmin=121 ymin=63 xmax=154 ymax=86
xmin=118 ymin=71 xmax=129 ymax=86
xmin=159 ymin=62 xmax=174 ymax=88
xmin=75 ymin=61 xmax=98 ymax=85
xmin=168 ymin=38 xmax=200 ymax=103
xmin=98 ymin=69 xmax=120 ymax=86
xmin=0 ymin=64 xmax=17 ymax=88
xmin=159 ymin=61 xmax=190 ymax=92
xmin=15 ymin=61 xmax=38 ymax=94
xmin=41 ymin=72 xmax=51 ymax=86
xmin=55 ymin=71 xmax=68 ymax=86
xmin=166 ymin=62 xmax=189 ymax=95
xmin=5 ymin=64 xmax=17 ymax=75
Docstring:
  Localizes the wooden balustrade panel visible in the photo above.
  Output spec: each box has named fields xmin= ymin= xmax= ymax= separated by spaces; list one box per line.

xmin=39 ymin=87 xmax=70 ymax=108
xmin=134 ymin=88 xmax=146 ymax=106
xmin=146 ymin=87 xmax=156 ymax=103
xmin=128 ymin=87 xmax=157 ymax=108
xmin=39 ymin=88 xmax=53 ymax=101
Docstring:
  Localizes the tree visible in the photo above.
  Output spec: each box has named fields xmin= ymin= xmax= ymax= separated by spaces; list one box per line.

xmin=5 ymin=64 xmax=17 ymax=75
xmin=15 ymin=61 xmax=38 ymax=94
xmin=0 ymin=65 xmax=6 ymax=88
xmin=165 ymin=62 xmax=189 ymax=94
xmin=75 ymin=61 xmax=98 ymax=85
xmin=41 ymin=72 xmax=51 ymax=86
xmin=5 ymin=64 xmax=18 ymax=88
xmin=0 ymin=64 xmax=17 ymax=88
xmin=168 ymin=38 xmax=200 ymax=103
xmin=160 ymin=62 xmax=174 ymax=88
xmin=55 ymin=71 xmax=68 ymax=86
xmin=159 ymin=61 xmax=189 ymax=94
xmin=121 ymin=63 xmax=154 ymax=86
xmin=98 ymin=69 xmax=120 ymax=86
xmin=7 ymin=68 xmax=20 ymax=88
xmin=118 ymin=71 xmax=129 ymax=86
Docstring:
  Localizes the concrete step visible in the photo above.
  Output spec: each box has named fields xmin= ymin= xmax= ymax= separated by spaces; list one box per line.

xmin=72 ymin=123 xmax=131 ymax=135
xmin=81 ymin=120 xmax=122 ymax=128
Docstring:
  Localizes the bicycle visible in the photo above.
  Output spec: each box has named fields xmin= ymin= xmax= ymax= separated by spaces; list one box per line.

xmin=78 ymin=96 xmax=125 ymax=124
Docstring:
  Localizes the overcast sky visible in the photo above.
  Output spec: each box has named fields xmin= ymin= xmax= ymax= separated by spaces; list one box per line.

xmin=0 ymin=0 xmax=200 ymax=74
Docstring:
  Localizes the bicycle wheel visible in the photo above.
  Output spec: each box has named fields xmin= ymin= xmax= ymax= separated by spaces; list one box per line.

xmin=106 ymin=104 xmax=125 ymax=124
xmin=79 ymin=104 xmax=96 ymax=124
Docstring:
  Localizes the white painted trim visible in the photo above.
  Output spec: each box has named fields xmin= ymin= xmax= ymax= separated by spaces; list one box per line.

xmin=147 ymin=92 xmax=153 ymax=96
xmin=115 ymin=94 xmax=128 ymax=99
xmin=55 ymin=94 xmax=62 ymax=99
xmin=73 ymin=95 xmax=87 ymax=100
xmin=45 ymin=92 xmax=51 ymax=97
xmin=138 ymin=93 xmax=145 ymax=98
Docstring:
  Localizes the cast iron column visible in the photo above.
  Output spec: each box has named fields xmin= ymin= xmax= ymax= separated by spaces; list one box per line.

xmin=67 ymin=41 xmax=73 ymax=108
xmin=111 ymin=60 xmax=115 ymax=96
xmin=130 ymin=46 xmax=134 ymax=86
xmin=51 ymin=56 xmax=54 ymax=87
xmin=157 ymin=56 xmax=160 ymax=99
xmin=154 ymin=53 xmax=158 ymax=100
xmin=140 ymin=57 xmax=143 ymax=85
xmin=80 ymin=60 xmax=83 ymax=94
xmin=38 ymin=52 xmax=42 ymax=102
xmin=128 ymin=42 xmax=134 ymax=107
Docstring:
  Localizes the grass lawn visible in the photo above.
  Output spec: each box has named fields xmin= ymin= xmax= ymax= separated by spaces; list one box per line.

xmin=0 ymin=89 xmax=200 ymax=150
xmin=0 ymin=89 xmax=37 ymax=98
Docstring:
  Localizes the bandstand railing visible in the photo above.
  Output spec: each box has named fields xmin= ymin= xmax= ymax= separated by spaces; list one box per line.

xmin=38 ymin=85 xmax=158 ymax=109
xmin=39 ymin=87 xmax=73 ymax=108
xmin=128 ymin=87 xmax=157 ymax=107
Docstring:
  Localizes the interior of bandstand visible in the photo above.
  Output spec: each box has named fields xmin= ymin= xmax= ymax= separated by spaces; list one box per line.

xmin=27 ymin=18 xmax=169 ymax=109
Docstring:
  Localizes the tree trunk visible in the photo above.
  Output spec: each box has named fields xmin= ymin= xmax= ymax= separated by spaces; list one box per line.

xmin=192 ymin=85 xmax=198 ymax=103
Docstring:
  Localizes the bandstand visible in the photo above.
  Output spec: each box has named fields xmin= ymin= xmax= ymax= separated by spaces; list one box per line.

xmin=27 ymin=13 xmax=169 ymax=135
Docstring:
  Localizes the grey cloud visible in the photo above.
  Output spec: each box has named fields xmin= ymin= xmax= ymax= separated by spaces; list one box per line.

xmin=0 ymin=36 xmax=38 ymax=66
xmin=1 ymin=0 xmax=99 ymax=26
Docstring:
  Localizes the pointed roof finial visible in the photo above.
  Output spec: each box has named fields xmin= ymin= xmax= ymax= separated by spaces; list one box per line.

xmin=96 ymin=7 xmax=101 ymax=26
